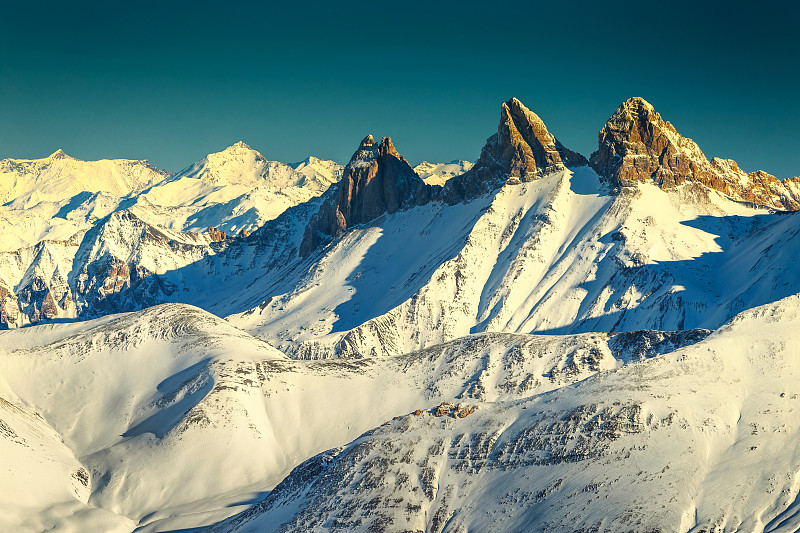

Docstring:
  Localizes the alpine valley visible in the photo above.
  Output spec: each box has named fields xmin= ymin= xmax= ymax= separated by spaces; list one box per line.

xmin=2 ymin=96 xmax=800 ymax=533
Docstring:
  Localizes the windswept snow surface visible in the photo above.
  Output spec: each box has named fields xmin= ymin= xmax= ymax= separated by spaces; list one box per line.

xmin=0 ymin=151 xmax=170 ymax=251
xmin=0 ymin=145 xmax=343 ymax=328
xmin=3 ymin=293 xmax=793 ymax=531
xmin=0 ymin=305 xmax=287 ymax=531
xmin=226 ymin=167 xmax=611 ymax=355
xmin=135 ymin=143 xmax=342 ymax=236
xmin=9 ymin=161 xmax=797 ymax=346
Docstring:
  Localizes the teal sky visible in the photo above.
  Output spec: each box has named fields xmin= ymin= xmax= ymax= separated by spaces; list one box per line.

xmin=1 ymin=0 xmax=798 ymax=178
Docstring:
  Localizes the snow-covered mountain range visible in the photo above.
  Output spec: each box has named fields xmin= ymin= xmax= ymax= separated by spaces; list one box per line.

xmin=0 ymin=143 xmax=343 ymax=252
xmin=1 ymin=96 xmax=799 ymax=532
xmin=415 ymin=160 xmax=474 ymax=186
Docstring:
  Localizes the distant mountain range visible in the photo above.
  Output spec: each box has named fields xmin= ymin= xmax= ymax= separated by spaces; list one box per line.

xmin=1 ymin=96 xmax=799 ymax=532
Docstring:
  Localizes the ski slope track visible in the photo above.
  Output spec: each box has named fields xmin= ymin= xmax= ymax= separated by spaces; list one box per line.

xmin=0 ymin=96 xmax=799 ymax=532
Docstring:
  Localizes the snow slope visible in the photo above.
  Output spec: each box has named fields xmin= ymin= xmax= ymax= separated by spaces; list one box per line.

xmin=0 ymin=300 xmax=708 ymax=532
xmin=0 ymin=150 xmax=168 ymax=206
xmin=5 ymin=158 xmax=800 ymax=363
xmin=212 ymin=294 xmax=800 ymax=533
xmin=0 ymin=145 xmax=344 ymax=328
xmin=0 ymin=144 xmax=342 ymax=253
xmin=2 ymin=98 xmax=800 ymax=533
xmin=0 ymin=305 xmax=286 ymax=531
xmin=0 ymin=179 xmax=798 ymax=531
xmin=1 ymin=253 xmax=796 ymax=532
xmin=225 ymin=165 xmax=800 ymax=361
xmin=0 ymin=396 xmax=120 ymax=532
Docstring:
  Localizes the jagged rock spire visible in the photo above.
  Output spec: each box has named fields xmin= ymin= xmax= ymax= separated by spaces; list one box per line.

xmin=442 ymin=97 xmax=586 ymax=203
xmin=299 ymin=136 xmax=425 ymax=256
xmin=488 ymin=97 xmax=587 ymax=178
xmin=590 ymin=97 xmax=800 ymax=210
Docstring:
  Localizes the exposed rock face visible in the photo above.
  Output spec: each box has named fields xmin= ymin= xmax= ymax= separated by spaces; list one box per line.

xmin=493 ymin=97 xmax=587 ymax=176
xmin=299 ymin=136 xmax=426 ymax=256
xmin=432 ymin=402 xmax=478 ymax=418
xmin=443 ymin=97 xmax=587 ymax=203
xmin=590 ymin=97 xmax=800 ymax=210
xmin=205 ymin=226 xmax=226 ymax=242
xmin=0 ymin=284 xmax=17 ymax=329
xmin=0 ymin=210 xmax=227 ymax=329
xmin=74 ymin=256 xmax=175 ymax=317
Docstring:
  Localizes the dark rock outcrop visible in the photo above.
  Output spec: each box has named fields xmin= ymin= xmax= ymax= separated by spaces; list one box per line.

xmin=590 ymin=97 xmax=800 ymax=210
xmin=492 ymin=97 xmax=587 ymax=175
xmin=299 ymin=135 xmax=427 ymax=256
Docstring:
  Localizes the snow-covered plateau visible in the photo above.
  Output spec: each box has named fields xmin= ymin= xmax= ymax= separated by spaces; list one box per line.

xmin=1 ymin=96 xmax=800 ymax=532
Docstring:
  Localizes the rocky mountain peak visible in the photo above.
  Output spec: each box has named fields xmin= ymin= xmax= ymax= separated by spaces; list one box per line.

xmin=203 ymin=142 xmax=261 ymax=167
xmin=378 ymin=136 xmax=399 ymax=158
xmin=614 ymin=96 xmax=656 ymax=117
xmin=205 ymin=226 xmax=227 ymax=242
xmin=590 ymin=97 xmax=800 ymax=210
xmin=348 ymin=135 xmax=380 ymax=168
xmin=299 ymin=135 xmax=425 ymax=256
xmin=487 ymin=97 xmax=587 ymax=179
xmin=440 ymin=97 xmax=586 ymax=203
xmin=589 ymin=97 xmax=694 ymax=190
xmin=197 ymin=142 xmax=267 ymax=181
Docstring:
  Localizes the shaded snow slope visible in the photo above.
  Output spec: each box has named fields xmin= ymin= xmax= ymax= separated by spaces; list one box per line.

xmin=5 ymin=162 xmax=800 ymax=363
xmin=0 ymin=304 xmax=285 ymax=531
xmin=4 ymin=96 xmax=800 ymax=533
xmin=0 ymin=396 xmax=131 ymax=532
xmin=211 ymin=294 xmax=800 ymax=533
xmin=0 ymin=210 xmax=232 ymax=328
xmin=0 ymin=146 xmax=342 ymax=328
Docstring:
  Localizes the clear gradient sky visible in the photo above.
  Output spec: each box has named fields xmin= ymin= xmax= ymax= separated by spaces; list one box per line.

xmin=1 ymin=0 xmax=798 ymax=178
